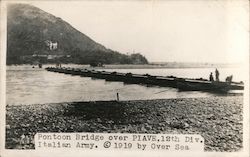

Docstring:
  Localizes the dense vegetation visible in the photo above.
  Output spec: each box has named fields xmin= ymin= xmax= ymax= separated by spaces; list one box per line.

xmin=7 ymin=4 xmax=148 ymax=65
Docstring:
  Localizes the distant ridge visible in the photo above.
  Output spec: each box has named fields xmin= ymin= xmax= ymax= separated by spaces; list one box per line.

xmin=7 ymin=3 xmax=148 ymax=65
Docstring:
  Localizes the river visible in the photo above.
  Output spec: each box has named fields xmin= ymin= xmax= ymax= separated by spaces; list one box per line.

xmin=6 ymin=65 xmax=245 ymax=105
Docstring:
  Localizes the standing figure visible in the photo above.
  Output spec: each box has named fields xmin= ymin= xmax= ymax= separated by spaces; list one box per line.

xmin=229 ymin=75 xmax=233 ymax=82
xmin=209 ymin=72 xmax=214 ymax=81
xmin=215 ymin=68 xmax=219 ymax=81
xmin=116 ymin=92 xmax=119 ymax=101
xmin=226 ymin=75 xmax=233 ymax=83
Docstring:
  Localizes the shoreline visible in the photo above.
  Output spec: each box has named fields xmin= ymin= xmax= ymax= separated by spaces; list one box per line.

xmin=6 ymin=63 xmax=241 ymax=69
xmin=6 ymin=96 xmax=243 ymax=151
xmin=6 ymin=94 xmax=243 ymax=107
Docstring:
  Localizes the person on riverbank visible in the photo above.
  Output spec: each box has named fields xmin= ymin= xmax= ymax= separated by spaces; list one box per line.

xmin=226 ymin=75 xmax=233 ymax=83
xmin=209 ymin=72 xmax=214 ymax=81
xmin=215 ymin=68 xmax=220 ymax=81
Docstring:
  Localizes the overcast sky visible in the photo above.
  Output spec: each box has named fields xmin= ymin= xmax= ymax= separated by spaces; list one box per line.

xmin=27 ymin=0 xmax=249 ymax=63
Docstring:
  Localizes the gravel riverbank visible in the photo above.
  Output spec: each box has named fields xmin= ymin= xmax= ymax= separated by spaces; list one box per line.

xmin=6 ymin=96 xmax=243 ymax=151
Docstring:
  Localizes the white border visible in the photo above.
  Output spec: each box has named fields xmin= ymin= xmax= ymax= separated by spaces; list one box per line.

xmin=0 ymin=0 xmax=249 ymax=157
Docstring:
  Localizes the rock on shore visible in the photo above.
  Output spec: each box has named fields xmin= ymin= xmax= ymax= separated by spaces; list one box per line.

xmin=6 ymin=96 xmax=243 ymax=151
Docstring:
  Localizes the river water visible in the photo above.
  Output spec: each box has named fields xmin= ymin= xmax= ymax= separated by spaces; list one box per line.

xmin=6 ymin=65 xmax=245 ymax=105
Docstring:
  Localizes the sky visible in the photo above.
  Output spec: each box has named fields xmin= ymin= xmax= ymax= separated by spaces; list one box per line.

xmin=19 ymin=1 xmax=249 ymax=63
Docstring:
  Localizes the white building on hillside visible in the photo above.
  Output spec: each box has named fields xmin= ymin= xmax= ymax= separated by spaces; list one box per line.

xmin=45 ymin=40 xmax=58 ymax=50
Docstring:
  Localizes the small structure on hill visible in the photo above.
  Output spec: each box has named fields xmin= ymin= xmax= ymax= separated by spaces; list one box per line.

xmin=90 ymin=62 xmax=104 ymax=67
xmin=45 ymin=40 xmax=58 ymax=50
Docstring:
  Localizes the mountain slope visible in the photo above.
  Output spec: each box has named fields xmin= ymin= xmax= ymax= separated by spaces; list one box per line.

xmin=7 ymin=3 xmax=148 ymax=65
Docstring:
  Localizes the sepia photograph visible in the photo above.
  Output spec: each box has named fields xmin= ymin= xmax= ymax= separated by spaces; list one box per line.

xmin=1 ymin=0 xmax=249 ymax=156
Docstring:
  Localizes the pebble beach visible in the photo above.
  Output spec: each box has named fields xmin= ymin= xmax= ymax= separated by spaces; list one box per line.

xmin=6 ymin=96 xmax=243 ymax=151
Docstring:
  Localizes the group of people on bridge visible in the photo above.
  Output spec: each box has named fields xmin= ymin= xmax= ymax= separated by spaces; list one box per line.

xmin=209 ymin=68 xmax=233 ymax=83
